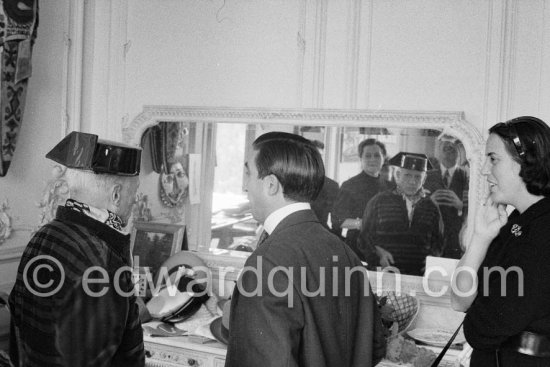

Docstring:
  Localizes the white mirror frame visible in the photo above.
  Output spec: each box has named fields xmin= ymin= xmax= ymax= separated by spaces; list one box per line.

xmin=124 ymin=106 xmax=486 ymax=299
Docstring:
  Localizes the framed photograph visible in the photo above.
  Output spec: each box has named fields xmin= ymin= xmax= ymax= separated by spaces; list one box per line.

xmin=130 ymin=221 xmax=187 ymax=275
xmin=340 ymin=128 xmax=363 ymax=162
xmin=340 ymin=127 xmax=397 ymax=162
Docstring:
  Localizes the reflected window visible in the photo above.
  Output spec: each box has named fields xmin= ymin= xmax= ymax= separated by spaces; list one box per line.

xmin=212 ymin=123 xmax=248 ymax=213
xmin=210 ymin=124 xmax=257 ymax=252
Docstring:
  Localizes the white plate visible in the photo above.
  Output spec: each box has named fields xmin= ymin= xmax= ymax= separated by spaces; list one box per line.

xmin=407 ymin=328 xmax=466 ymax=347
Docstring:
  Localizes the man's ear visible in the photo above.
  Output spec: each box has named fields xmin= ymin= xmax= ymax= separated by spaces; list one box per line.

xmin=263 ymin=174 xmax=282 ymax=196
xmin=111 ymin=183 xmax=123 ymax=207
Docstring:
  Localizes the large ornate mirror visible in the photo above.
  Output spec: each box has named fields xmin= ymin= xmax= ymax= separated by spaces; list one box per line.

xmin=124 ymin=106 xmax=485 ymax=277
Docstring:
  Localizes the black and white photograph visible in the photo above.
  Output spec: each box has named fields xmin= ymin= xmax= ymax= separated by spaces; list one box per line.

xmin=1 ymin=1 xmax=550 ymax=367
xmin=130 ymin=222 xmax=186 ymax=276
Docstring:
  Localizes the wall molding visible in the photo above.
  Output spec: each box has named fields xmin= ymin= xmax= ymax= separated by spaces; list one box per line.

xmin=540 ymin=0 xmax=550 ymax=119
xmin=344 ymin=0 xmax=362 ymax=109
xmin=61 ymin=0 xmax=84 ymax=136
xmin=80 ymin=0 xmax=128 ymax=140
xmin=500 ymin=0 xmax=518 ymax=121
xmin=300 ymin=0 xmax=328 ymax=108
xmin=0 ymin=226 xmax=32 ymax=263
xmin=483 ymin=0 xmax=504 ymax=133
xmin=0 ymin=245 xmax=25 ymax=263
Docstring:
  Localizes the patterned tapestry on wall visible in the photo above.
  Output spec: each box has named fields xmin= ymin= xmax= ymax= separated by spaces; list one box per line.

xmin=0 ymin=0 xmax=39 ymax=177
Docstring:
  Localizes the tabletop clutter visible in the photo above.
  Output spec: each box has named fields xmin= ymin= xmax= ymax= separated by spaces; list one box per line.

xmin=138 ymin=249 xmax=467 ymax=367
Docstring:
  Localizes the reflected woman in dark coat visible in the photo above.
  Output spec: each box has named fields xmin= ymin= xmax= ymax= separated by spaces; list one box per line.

xmin=331 ymin=139 xmax=388 ymax=259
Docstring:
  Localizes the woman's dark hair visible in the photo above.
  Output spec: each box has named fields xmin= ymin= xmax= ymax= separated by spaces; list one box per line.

xmin=489 ymin=116 xmax=550 ymax=197
xmin=357 ymin=138 xmax=387 ymax=158
xmin=252 ymin=132 xmax=325 ymax=202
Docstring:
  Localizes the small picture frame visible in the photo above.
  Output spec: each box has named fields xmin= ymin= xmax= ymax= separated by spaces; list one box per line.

xmin=340 ymin=128 xmax=363 ymax=162
xmin=130 ymin=221 xmax=186 ymax=275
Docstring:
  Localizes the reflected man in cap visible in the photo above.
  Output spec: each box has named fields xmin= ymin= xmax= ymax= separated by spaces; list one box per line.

xmin=9 ymin=131 xmax=145 ymax=366
xmin=225 ymin=132 xmax=386 ymax=367
xmin=357 ymin=152 xmax=443 ymax=275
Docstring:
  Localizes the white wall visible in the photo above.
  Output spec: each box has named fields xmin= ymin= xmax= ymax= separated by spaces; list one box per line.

xmin=2 ymin=0 xmax=550 ymax=290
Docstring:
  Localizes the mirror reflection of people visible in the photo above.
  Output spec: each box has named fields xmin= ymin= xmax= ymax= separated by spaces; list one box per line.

xmin=225 ymin=132 xmax=386 ymax=367
xmin=309 ymin=140 xmax=339 ymax=230
xmin=451 ymin=117 xmax=550 ymax=367
xmin=424 ymin=136 xmax=469 ymax=259
xmin=358 ymin=152 xmax=443 ymax=275
xmin=160 ymin=161 xmax=189 ymax=206
xmin=331 ymin=139 xmax=389 ymax=259
xmin=8 ymin=131 xmax=145 ymax=366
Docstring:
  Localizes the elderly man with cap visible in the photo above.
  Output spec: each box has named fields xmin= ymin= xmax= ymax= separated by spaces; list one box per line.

xmin=9 ymin=131 xmax=145 ymax=366
xmin=357 ymin=152 xmax=443 ymax=275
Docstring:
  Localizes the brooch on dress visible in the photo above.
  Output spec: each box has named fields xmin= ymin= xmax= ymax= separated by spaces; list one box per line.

xmin=511 ymin=224 xmax=522 ymax=237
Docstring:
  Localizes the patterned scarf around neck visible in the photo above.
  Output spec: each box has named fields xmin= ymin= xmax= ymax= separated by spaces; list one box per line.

xmin=65 ymin=199 xmax=126 ymax=233
xmin=394 ymin=187 xmax=428 ymax=225
xmin=394 ymin=186 xmax=427 ymax=205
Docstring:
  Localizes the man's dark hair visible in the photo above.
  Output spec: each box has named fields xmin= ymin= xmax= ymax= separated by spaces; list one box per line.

xmin=490 ymin=116 xmax=550 ymax=197
xmin=357 ymin=138 xmax=387 ymax=158
xmin=252 ymin=132 xmax=325 ymax=202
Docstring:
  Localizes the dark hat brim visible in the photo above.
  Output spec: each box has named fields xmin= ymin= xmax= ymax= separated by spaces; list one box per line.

xmin=210 ymin=316 xmax=229 ymax=345
xmin=46 ymin=131 xmax=141 ymax=176
xmin=389 ymin=152 xmax=433 ymax=172
xmin=162 ymin=296 xmax=204 ymax=323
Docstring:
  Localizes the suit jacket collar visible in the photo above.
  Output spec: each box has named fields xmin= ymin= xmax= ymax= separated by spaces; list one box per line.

xmin=270 ymin=208 xmax=320 ymax=236
xmin=263 ymin=202 xmax=311 ymax=234
xmin=439 ymin=163 xmax=457 ymax=180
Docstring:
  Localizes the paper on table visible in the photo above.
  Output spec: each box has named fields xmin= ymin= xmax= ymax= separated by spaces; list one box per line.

xmin=190 ymin=317 xmax=219 ymax=341
xmin=424 ymin=256 xmax=459 ymax=280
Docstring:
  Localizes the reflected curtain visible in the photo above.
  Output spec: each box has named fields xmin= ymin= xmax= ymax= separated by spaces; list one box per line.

xmin=146 ymin=121 xmax=189 ymax=174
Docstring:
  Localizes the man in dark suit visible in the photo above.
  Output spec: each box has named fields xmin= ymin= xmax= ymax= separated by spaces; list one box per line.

xmin=225 ymin=132 xmax=386 ymax=367
xmin=424 ymin=137 xmax=469 ymax=259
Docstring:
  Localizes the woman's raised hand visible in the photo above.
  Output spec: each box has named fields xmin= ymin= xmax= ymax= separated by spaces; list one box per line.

xmin=473 ymin=196 xmax=508 ymax=242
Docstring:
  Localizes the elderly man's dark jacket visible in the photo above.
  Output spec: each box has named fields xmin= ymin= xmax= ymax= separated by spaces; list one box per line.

xmin=225 ymin=209 xmax=386 ymax=367
xmin=9 ymin=206 xmax=145 ymax=367
xmin=357 ymin=190 xmax=443 ymax=275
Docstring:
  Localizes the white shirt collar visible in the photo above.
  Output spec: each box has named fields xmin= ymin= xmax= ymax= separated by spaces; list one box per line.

xmin=263 ymin=202 xmax=311 ymax=234
xmin=440 ymin=163 xmax=457 ymax=179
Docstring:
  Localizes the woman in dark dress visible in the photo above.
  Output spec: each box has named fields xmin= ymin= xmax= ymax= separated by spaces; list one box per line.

xmin=331 ymin=139 xmax=388 ymax=260
xmin=451 ymin=116 xmax=550 ymax=366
